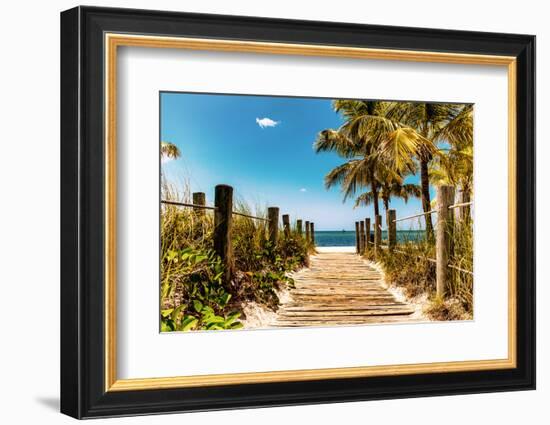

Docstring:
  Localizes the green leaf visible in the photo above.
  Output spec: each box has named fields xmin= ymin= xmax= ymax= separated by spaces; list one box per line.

xmin=160 ymin=319 xmax=175 ymax=332
xmin=179 ymin=316 xmax=198 ymax=331
xmin=224 ymin=312 xmax=240 ymax=325
xmin=193 ymin=300 xmax=203 ymax=313
xmin=207 ymin=324 xmax=224 ymax=330
xmin=171 ymin=304 xmax=185 ymax=321
xmin=160 ymin=308 xmax=173 ymax=318
xmin=219 ymin=293 xmax=231 ymax=307
xmin=201 ymin=305 xmax=215 ymax=315
xmin=230 ymin=322 xmax=244 ymax=330
xmin=194 ymin=254 xmax=208 ymax=263
xmin=206 ymin=315 xmax=225 ymax=324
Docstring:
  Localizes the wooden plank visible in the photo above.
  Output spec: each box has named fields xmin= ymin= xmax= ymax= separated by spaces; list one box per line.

xmin=271 ymin=250 xmax=415 ymax=327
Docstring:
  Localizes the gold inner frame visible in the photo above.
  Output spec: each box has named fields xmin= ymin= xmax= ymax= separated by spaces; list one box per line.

xmin=104 ymin=33 xmax=517 ymax=392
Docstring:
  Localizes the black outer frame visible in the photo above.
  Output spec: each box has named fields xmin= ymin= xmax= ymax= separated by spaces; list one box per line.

xmin=60 ymin=6 xmax=535 ymax=419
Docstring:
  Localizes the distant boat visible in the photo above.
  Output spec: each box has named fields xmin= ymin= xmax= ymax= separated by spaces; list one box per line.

xmin=342 ymin=229 xmax=345 ymax=232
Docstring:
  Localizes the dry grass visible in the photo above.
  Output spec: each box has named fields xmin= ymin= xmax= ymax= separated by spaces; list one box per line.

xmin=160 ymin=179 xmax=312 ymax=331
xmin=368 ymin=218 xmax=473 ymax=321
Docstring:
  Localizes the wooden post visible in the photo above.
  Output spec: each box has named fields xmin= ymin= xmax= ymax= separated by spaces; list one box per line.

xmin=282 ymin=214 xmax=290 ymax=238
xmin=268 ymin=207 xmax=279 ymax=247
xmin=436 ymin=185 xmax=455 ymax=298
xmin=359 ymin=220 xmax=365 ymax=254
xmin=305 ymin=220 xmax=310 ymax=242
xmin=192 ymin=192 xmax=206 ymax=216
xmin=214 ymin=185 xmax=233 ymax=284
xmin=388 ymin=210 xmax=397 ymax=250
xmin=296 ymin=219 xmax=303 ymax=236
xmin=310 ymin=222 xmax=315 ymax=245
xmin=364 ymin=218 xmax=371 ymax=253
xmin=355 ymin=221 xmax=361 ymax=254
xmin=374 ymin=215 xmax=382 ymax=255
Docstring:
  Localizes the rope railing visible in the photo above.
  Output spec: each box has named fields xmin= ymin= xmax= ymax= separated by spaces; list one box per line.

xmin=162 ymin=186 xmax=315 ymax=284
xmin=393 ymin=209 xmax=438 ymax=223
xmin=354 ymin=186 xmax=474 ymax=298
xmin=161 ymin=199 xmax=269 ymax=222
xmin=392 ymin=202 xmax=473 ymax=223
xmin=393 ymin=248 xmax=471 ymax=274
xmin=231 ymin=211 xmax=270 ymax=222
xmin=448 ymin=201 xmax=473 ymax=210
xmin=161 ymin=200 xmax=216 ymax=210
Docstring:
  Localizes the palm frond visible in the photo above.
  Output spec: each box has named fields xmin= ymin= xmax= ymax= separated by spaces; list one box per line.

xmin=161 ymin=141 xmax=181 ymax=160
xmin=314 ymin=129 xmax=357 ymax=157
xmin=354 ymin=191 xmax=376 ymax=208
xmin=379 ymin=128 xmax=436 ymax=173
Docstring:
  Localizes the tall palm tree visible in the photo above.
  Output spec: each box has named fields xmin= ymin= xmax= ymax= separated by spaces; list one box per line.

xmin=379 ymin=102 xmax=467 ymax=240
xmin=314 ymin=100 xmax=401 ymax=217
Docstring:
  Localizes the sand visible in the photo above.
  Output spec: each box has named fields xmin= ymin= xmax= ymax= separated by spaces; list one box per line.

xmin=315 ymin=246 xmax=356 ymax=253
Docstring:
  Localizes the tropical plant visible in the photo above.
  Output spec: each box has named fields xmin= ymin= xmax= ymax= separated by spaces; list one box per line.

xmin=379 ymin=102 xmax=472 ymax=239
xmin=314 ymin=100 xmax=402 ymax=217
xmin=355 ymin=180 xmax=422 ymax=213
xmin=160 ymin=183 xmax=311 ymax=331
xmin=161 ymin=141 xmax=181 ymax=160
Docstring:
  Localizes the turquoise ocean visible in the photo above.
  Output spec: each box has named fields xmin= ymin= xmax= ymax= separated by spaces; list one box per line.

xmin=313 ymin=230 xmax=426 ymax=247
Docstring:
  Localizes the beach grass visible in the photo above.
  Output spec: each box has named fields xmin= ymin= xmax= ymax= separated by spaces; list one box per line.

xmin=160 ymin=180 xmax=312 ymax=332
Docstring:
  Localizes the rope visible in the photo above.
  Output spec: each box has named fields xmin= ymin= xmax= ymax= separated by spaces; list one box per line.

xmin=161 ymin=200 xmax=216 ymax=210
xmin=161 ymin=199 xmax=270 ymax=221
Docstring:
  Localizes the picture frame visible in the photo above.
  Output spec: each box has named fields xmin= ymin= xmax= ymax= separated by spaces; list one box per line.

xmin=60 ymin=5 xmax=535 ymax=419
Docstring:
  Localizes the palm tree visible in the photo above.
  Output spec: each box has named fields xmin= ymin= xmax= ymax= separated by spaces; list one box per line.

xmin=379 ymin=102 xmax=467 ymax=240
xmin=314 ymin=100 xmax=401 ymax=217
xmin=355 ymin=180 xmax=421 ymax=235
xmin=356 ymin=181 xmax=421 ymax=213
xmin=429 ymin=104 xmax=474 ymax=221
xmin=161 ymin=141 xmax=181 ymax=161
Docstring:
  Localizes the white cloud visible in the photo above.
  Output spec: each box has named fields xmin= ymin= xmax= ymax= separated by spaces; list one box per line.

xmin=256 ymin=117 xmax=280 ymax=129
xmin=299 ymin=188 xmax=307 ymax=192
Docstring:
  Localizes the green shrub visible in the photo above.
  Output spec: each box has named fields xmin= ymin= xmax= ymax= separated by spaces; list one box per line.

xmin=160 ymin=184 xmax=311 ymax=331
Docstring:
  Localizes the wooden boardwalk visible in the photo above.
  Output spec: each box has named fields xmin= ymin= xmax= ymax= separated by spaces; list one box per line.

xmin=271 ymin=250 xmax=415 ymax=327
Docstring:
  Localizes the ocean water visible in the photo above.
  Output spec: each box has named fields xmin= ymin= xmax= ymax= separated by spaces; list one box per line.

xmin=314 ymin=230 xmax=426 ymax=247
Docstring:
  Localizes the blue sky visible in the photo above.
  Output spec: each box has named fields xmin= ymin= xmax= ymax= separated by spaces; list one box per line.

xmin=161 ymin=92 xmax=434 ymax=230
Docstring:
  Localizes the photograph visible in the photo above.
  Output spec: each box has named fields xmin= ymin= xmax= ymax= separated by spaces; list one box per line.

xmin=159 ymin=92 xmax=474 ymax=332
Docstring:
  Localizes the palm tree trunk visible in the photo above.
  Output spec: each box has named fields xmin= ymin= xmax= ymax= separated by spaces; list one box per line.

xmin=371 ymin=181 xmax=380 ymax=218
xmin=383 ymin=198 xmax=390 ymax=240
xmin=420 ymin=159 xmax=434 ymax=242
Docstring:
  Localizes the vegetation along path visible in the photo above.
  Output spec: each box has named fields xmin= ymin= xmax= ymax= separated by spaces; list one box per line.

xmin=271 ymin=249 xmax=415 ymax=327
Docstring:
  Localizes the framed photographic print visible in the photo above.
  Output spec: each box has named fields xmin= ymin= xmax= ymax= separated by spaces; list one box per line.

xmin=60 ymin=6 xmax=535 ymax=419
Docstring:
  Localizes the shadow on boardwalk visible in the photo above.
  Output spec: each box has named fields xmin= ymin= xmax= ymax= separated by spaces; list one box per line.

xmin=270 ymin=248 xmax=418 ymax=328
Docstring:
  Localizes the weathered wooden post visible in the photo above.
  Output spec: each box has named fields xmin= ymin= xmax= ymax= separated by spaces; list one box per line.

xmin=214 ymin=185 xmax=233 ymax=284
xmin=364 ymin=218 xmax=371 ymax=253
xmin=436 ymin=185 xmax=455 ymax=298
xmin=310 ymin=222 xmax=315 ymax=245
xmin=296 ymin=219 xmax=303 ymax=237
xmin=282 ymin=214 xmax=290 ymax=238
xmin=359 ymin=220 xmax=365 ymax=254
xmin=374 ymin=215 xmax=382 ymax=255
xmin=192 ymin=192 xmax=206 ymax=216
xmin=305 ymin=220 xmax=310 ymax=242
xmin=388 ymin=210 xmax=397 ymax=251
xmin=355 ymin=222 xmax=360 ymax=253
xmin=268 ymin=207 xmax=279 ymax=247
